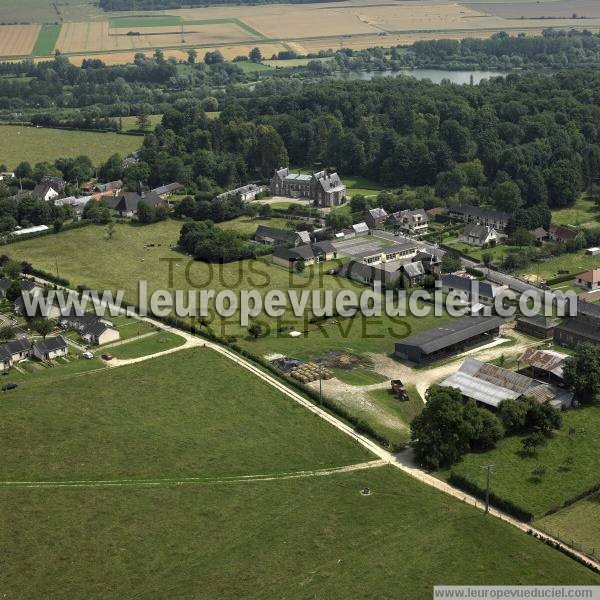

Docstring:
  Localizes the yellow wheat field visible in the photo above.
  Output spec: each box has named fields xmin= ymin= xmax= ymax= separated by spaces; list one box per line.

xmin=0 ymin=24 xmax=41 ymax=56
xmin=56 ymin=21 xmax=253 ymax=54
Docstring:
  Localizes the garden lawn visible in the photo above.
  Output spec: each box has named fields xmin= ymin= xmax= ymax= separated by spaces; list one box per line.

xmin=0 ymin=126 xmax=142 ymax=169
xmin=0 ymin=347 xmax=371 ymax=482
xmin=518 ymin=251 xmax=600 ymax=281
xmin=444 ymin=403 xmax=600 ymax=518
xmin=343 ymin=175 xmax=386 ymax=198
xmin=217 ymin=215 xmax=292 ymax=235
xmin=108 ymin=331 xmax=185 ymax=359
xmin=110 ymin=314 xmax=156 ymax=340
xmin=1 ymin=467 xmax=597 ymax=599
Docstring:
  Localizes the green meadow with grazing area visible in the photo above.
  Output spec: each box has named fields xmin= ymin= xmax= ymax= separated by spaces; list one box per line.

xmin=0 ymin=126 xmax=142 ymax=169
xmin=0 ymin=347 xmax=370 ymax=482
xmin=108 ymin=331 xmax=185 ymax=359
xmin=1 ymin=466 xmax=597 ymax=598
xmin=443 ymin=403 xmax=600 ymax=518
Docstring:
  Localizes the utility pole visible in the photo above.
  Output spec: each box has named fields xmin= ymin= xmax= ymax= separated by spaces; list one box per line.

xmin=315 ymin=364 xmax=326 ymax=405
xmin=482 ymin=464 xmax=494 ymax=514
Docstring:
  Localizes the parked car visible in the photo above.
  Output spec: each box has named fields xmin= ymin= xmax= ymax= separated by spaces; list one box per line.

xmin=2 ymin=382 xmax=18 ymax=391
xmin=82 ymin=351 xmax=94 ymax=360
xmin=101 ymin=354 xmax=113 ymax=361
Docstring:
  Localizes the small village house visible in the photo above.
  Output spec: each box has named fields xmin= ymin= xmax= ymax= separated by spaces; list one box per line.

xmin=575 ymin=268 xmax=600 ymax=291
xmin=462 ymin=223 xmax=499 ymax=247
xmin=548 ymin=224 xmax=578 ymax=244
xmin=33 ymin=336 xmax=68 ymax=361
xmin=364 ymin=208 xmax=388 ymax=229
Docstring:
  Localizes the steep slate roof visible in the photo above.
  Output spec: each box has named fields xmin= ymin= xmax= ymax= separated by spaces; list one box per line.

xmin=441 ymin=274 xmax=497 ymax=298
xmin=516 ymin=314 xmax=558 ymax=329
xmin=273 ymin=245 xmax=316 ymax=261
xmin=256 ymin=225 xmax=299 ymax=243
xmin=317 ymin=171 xmax=345 ymax=193
xmin=313 ymin=240 xmax=336 ymax=255
xmin=215 ymin=184 xmax=260 ymax=202
xmin=464 ymin=223 xmax=494 ymax=242
xmin=352 ymin=222 xmax=369 ymax=234
xmin=396 ymin=316 xmax=503 ymax=355
xmin=449 ymin=204 xmax=510 ymax=223
xmin=3 ymin=337 xmax=31 ymax=355
xmin=367 ymin=207 xmax=388 ymax=220
xmin=555 ymin=315 xmax=600 ymax=343
xmin=403 ymin=261 xmax=425 ymax=278
xmin=32 ymin=182 xmax=57 ymax=200
xmin=33 ymin=335 xmax=67 ymax=354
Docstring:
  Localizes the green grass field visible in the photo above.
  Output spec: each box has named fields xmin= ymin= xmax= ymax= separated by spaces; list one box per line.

xmin=110 ymin=314 xmax=156 ymax=340
xmin=2 ymin=466 xmax=597 ymax=598
xmin=538 ymin=492 xmax=600 ymax=555
xmin=118 ymin=114 xmax=163 ymax=131
xmin=0 ymin=126 xmax=143 ymax=169
xmin=5 ymin=220 xmax=450 ymax=361
xmin=332 ymin=367 xmax=388 ymax=386
xmin=552 ymin=194 xmax=600 ymax=228
xmin=365 ymin=386 xmax=424 ymax=447
xmin=235 ymin=61 xmax=271 ymax=73
xmin=444 ymin=403 xmax=600 ymax=518
xmin=262 ymin=57 xmax=334 ymax=68
xmin=0 ymin=347 xmax=370 ymax=482
xmin=31 ymin=23 xmax=61 ymax=56
xmin=109 ymin=331 xmax=185 ymax=359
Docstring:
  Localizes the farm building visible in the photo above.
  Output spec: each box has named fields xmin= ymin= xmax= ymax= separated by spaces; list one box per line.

xmin=441 ymin=274 xmax=502 ymax=305
xmin=515 ymin=315 xmax=558 ymax=339
xmin=394 ymin=315 xmax=503 ymax=363
xmin=215 ymin=184 xmax=262 ymax=203
xmin=548 ymin=224 xmax=579 ymax=244
xmin=439 ymin=357 xmax=573 ymax=410
xmin=575 ymin=269 xmax=600 ymax=291
xmin=554 ymin=314 xmax=600 ymax=348
xmin=585 ymin=247 xmax=600 ymax=256
xmin=520 ymin=347 xmax=569 ymax=384
xmin=448 ymin=204 xmax=510 ymax=231
xmin=12 ymin=224 xmax=49 ymax=237
xmin=270 ymin=168 xmax=346 ymax=207
xmin=339 ymin=260 xmax=403 ymax=288
xmin=32 ymin=336 xmax=68 ymax=361
xmin=255 ymin=226 xmax=309 ymax=246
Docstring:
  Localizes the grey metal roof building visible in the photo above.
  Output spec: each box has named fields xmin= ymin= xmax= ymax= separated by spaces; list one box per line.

xmin=394 ymin=316 xmax=503 ymax=363
xmin=439 ymin=357 xmax=573 ymax=409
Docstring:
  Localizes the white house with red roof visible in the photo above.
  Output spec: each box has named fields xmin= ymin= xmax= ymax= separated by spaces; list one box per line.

xmin=575 ymin=268 xmax=600 ymax=291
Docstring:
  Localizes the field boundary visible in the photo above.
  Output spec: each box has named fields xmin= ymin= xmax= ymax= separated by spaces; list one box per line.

xmin=0 ymin=460 xmax=386 ymax=489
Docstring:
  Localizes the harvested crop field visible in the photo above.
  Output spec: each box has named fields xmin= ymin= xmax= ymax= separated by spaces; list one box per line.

xmin=55 ymin=20 xmax=255 ymax=54
xmin=465 ymin=0 xmax=600 ymax=19
xmin=0 ymin=24 xmax=40 ymax=57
